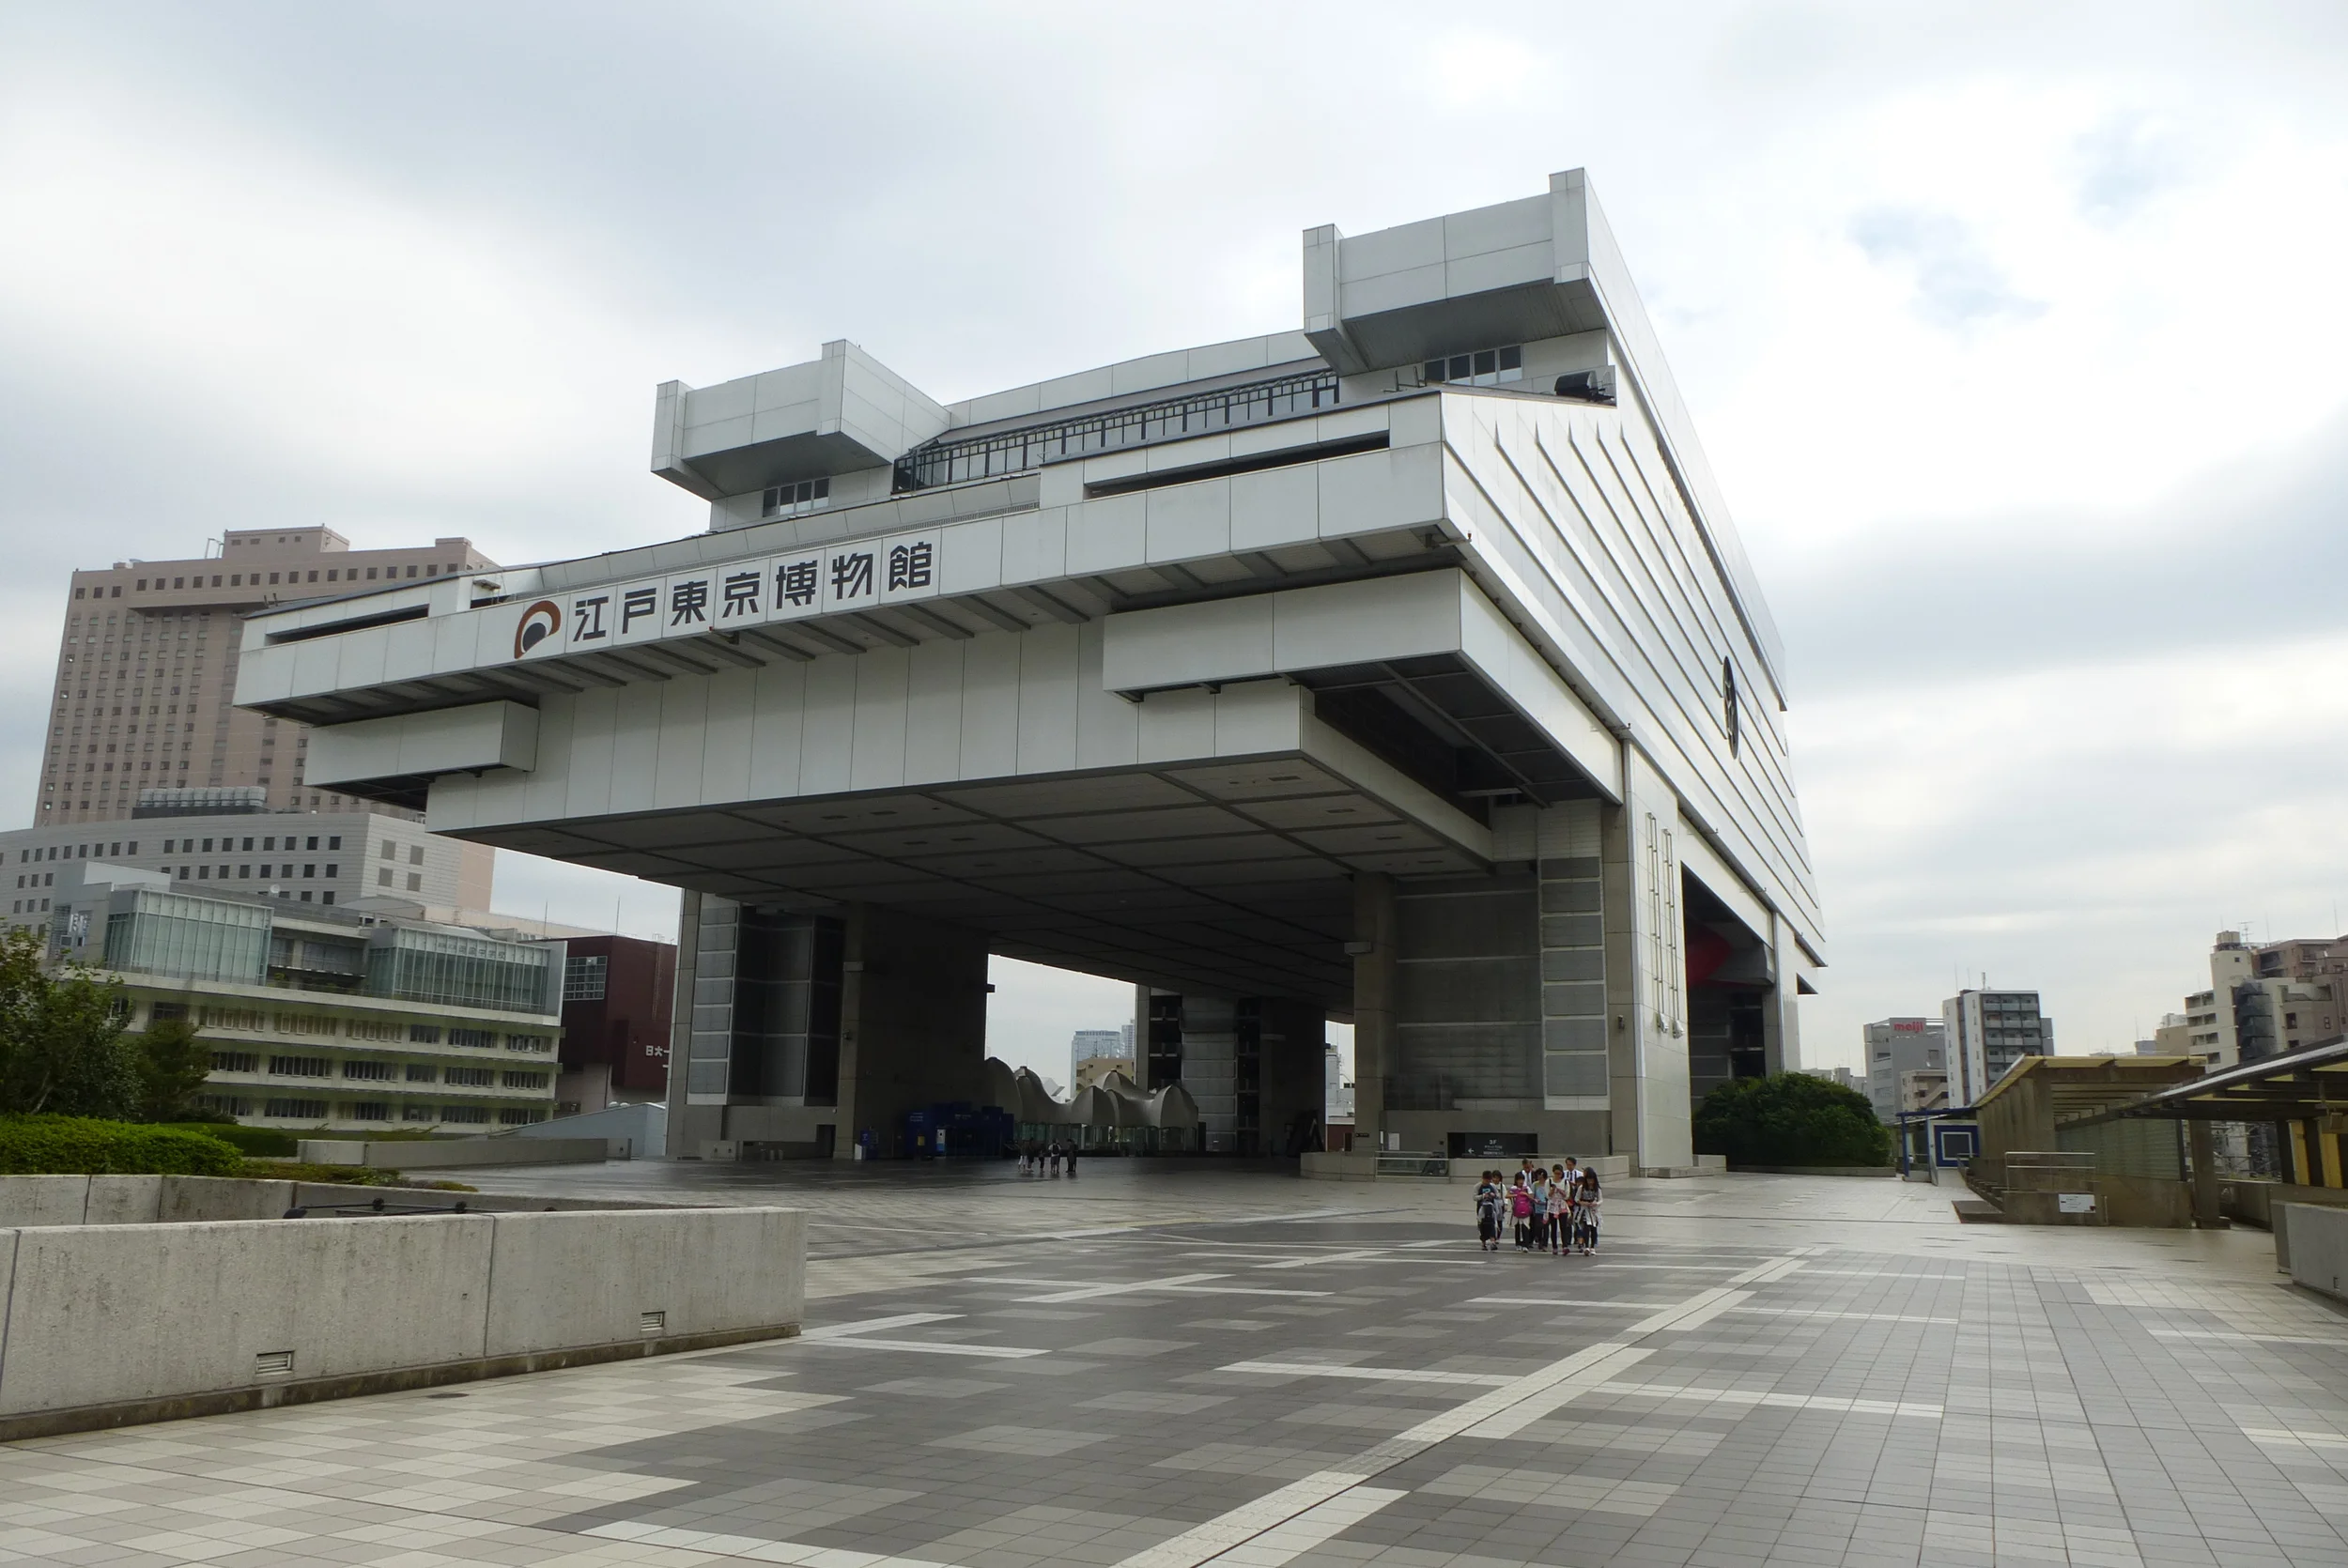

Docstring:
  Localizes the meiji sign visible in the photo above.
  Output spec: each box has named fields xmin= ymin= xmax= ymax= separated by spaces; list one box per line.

xmin=1892 ymin=1020 xmax=1927 ymax=1033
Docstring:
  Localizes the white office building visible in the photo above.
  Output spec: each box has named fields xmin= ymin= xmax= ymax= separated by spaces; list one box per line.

xmin=44 ymin=861 xmax=562 ymax=1131
xmin=236 ymin=171 xmax=1822 ymax=1169
xmin=3 ymin=793 xmax=482 ymax=933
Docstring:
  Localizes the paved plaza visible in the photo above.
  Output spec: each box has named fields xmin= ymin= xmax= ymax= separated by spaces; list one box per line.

xmin=5 ymin=1166 xmax=2348 ymax=1568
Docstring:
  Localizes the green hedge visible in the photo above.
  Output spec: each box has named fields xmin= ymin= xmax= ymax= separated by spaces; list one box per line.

xmin=163 ymin=1122 xmax=299 ymax=1157
xmin=1692 ymin=1073 xmax=1892 ymax=1169
xmin=0 ymin=1115 xmax=243 ymax=1176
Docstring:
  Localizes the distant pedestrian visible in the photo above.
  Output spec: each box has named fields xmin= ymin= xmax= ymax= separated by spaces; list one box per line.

xmin=1475 ymin=1171 xmax=1503 ymax=1251
xmin=1510 ymin=1174 xmax=1534 ymax=1250
xmin=1528 ymin=1167 xmax=1552 ymax=1253
xmin=1066 ymin=1144 xmax=1079 ymax=1177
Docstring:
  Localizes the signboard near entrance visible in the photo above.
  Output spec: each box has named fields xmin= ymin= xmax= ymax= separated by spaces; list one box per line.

xmin=1449 ymin=1131 xmax=1538 ymax=1159
xmin=2057 ymin=1192 xmax=2096 ymax=1214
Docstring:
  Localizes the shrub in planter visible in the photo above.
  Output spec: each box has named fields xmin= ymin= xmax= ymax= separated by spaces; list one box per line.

xmin=0 ymin=1115 xmax=243 ymax=1176
xmin=165 ymin=1122 xmax=299 ymax=1158
xmin=1693 ymin=1073 xmax=1892 ymax=1169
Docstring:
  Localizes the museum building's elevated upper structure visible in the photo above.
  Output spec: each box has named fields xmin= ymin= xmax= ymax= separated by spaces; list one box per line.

xmin=231 ymin=170 xmax=1820 ymax=1169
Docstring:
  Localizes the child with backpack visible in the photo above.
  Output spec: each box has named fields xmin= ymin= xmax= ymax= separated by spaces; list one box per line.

xmin=1570 ymin=1164 xmax=1601 ymax=1254
xmin=1474 ymin=1170 xmax=1504 ymax=1251
xmin=1509 ymin=1174 xmax=1535 ymax=1250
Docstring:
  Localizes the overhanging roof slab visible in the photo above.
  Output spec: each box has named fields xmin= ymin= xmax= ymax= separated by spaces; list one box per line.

xmin=437 ymin=677 xmax=1489 ymax=1010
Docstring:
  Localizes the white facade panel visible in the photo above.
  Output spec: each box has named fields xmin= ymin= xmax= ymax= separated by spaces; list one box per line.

xmin=848 ymin=645 xmax=911 ymax=792
xmin=1014 ymin=623 xmax=1081 ymax=776
xmin=1067 ymin=493 xmax=1145 ymax=576
xmin=957 ymin=633 xmax=1021 ymax=782
xmin=1228 ymin=464 xmax=1320 ymax=552
xmin=904 ymin=641 xmax=966 ymax=786
xmin=703 ymin=669 xmax=756 ymax=804
xmin=798 ymin=657 xmax=858 ymax=798
xmin=607 ymin=684 xmax=664 ymax=818
xmin=748 ymin=662 xmax=807 ymax=795
xmin=652 ymin=682 xmax=709 ymax=811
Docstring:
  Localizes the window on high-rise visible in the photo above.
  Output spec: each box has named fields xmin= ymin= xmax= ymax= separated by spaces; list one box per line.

xmin=1424 ymin=346 xmax=1522 ymax=386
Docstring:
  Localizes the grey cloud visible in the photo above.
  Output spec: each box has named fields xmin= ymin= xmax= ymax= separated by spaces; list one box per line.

xmin=2073 ymin=115 xmax=2187 ymax=223
xmin=1846 ymin=207 xmax=2046 ymax=330
xmin=1763 ymin=404 xmax=2348 ymax=700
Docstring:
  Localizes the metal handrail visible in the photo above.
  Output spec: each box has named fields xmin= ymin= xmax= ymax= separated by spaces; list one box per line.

xmin=1374 ymin=1152 xmax=1450 ymax=1177
xmin=895 ymin=368 xmax=1340 ymax=491
xmin=284 ymin=1196 xmax=472 ymax=1218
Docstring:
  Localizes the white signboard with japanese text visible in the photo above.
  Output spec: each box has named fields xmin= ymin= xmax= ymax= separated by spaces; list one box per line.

xmin=506 ymin=530 xmax=950 ymax=668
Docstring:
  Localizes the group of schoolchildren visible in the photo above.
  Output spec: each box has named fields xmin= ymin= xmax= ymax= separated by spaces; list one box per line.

xmin=1016 ymin=1140 xmax=1077 ymax=1176
xmin=1474 ymin=1159 xmax=1600 ymax=1254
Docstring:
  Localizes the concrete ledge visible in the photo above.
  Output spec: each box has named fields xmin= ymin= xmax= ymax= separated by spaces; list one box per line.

xmin=1730 ymin=1165 xmax=1897 ymax=1177
xmin=298 ymin=1138 xmax=608 ymax=1169
xmin=0 ymin=1175 xmax=675 ymax=1227
xmin=0 ymin=1322 xmax=798 ymax=1444
xmin=1300 ymin=1152 xmax=1631 ymax=1185
xmin=1299 ymin=1152 xmax=1380 ymax=1182
xmin=0 ymin=1205 xmax=804 ymax=1431
xmin=2279 ymin=1204 xmax=2348 ymax=1297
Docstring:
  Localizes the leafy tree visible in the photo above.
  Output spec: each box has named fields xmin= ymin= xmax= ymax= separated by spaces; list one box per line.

xmin=1693 ymin=1071 xmax=1892 ymax=1168
xmin=0 ymin=928 xmax=141 ymax=1119
xmin=135 ymin=1009 xmax=213 ymax=1124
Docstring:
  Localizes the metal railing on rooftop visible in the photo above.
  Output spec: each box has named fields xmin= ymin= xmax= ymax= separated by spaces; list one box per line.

xmin=894 ymin=367 xmax=1340 ymax=491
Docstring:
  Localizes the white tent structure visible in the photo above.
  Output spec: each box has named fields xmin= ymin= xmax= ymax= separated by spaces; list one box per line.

xmin=982 ymin=1059 xmax=1200 ymax=1152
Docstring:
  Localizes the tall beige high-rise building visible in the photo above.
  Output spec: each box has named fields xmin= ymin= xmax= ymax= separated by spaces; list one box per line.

xmin=39 ymin=528 xmax=499 ymax=826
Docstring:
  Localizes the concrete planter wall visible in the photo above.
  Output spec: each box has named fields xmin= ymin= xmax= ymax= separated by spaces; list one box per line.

xmin=2281 ymin=1204 xmax=2348 ymax=1302
xmin=296 ymin=1137 xmax=610 ymax=1168
xmin=0 ymin=1174 xmax=667 ymax=1228
xmin=0 ymin=1203 xmax=803 ymax=1440
xmin=1299 ymin=1152 xmax=1634 ymax=1184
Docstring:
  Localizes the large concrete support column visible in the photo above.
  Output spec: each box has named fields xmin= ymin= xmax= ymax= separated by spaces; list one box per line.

xmin=666 ymin=889 xmax=713 ymax=1157
xmin=1760 ymin=910 xmax=1804 ymax=1076
xmin=1604 ymin=749 xmax=1694 ymax=1175
xmin=2188 ymin=1121 xmax=2223 ymax=1227
xmin=837 ymin=904 xmax=992 ymax=1158
xmin=1352 ymin=872 xmax=1398 ymax=1153
xmin=1256 ymin=998 xmax=1330 ymax=1156
xmin=1536 ymin=802 xmax=1609 ymax=1116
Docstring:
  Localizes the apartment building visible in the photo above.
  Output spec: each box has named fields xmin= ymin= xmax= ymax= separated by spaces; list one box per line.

xmin=2167 ymin=930 xmax=2345 ymax=1067
xmin=46 ymin=861 xmax=561 ymax=1131
xmin=1943 ymin=990 xmax=2054 ymax=1105
xmin=40 ymin=528 xmax=498 ymax=826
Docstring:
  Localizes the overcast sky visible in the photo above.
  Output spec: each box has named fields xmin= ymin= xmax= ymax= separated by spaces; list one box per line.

xmin=3 ymin=2 xmax=2343 ymax=1079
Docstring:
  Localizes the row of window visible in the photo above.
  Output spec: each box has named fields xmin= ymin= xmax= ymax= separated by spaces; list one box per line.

xmin=763 ymin=476 xmax=832 ymax=517
xmin=176 ymin=863 xmax=336 ymax=882
xmin=218 ymin=1097 xmax=548 ymax=1126
xmin=190 ymin=1009 xmax=553 ymax=1051
xmin=98 ymin=561 xmax=467 ymax=596
xmin=563 ymin=953 xmax=609 ymax=1001
xmin=169 ymin=834 xmax=340 ymax=853
xmin=16 ymin=840 xmax=134 ymax=864
xmin=1423 ymin=346 xmax=1524 ymax=386
xmin=243 ymin=1054 xmax=548 ymax=1089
